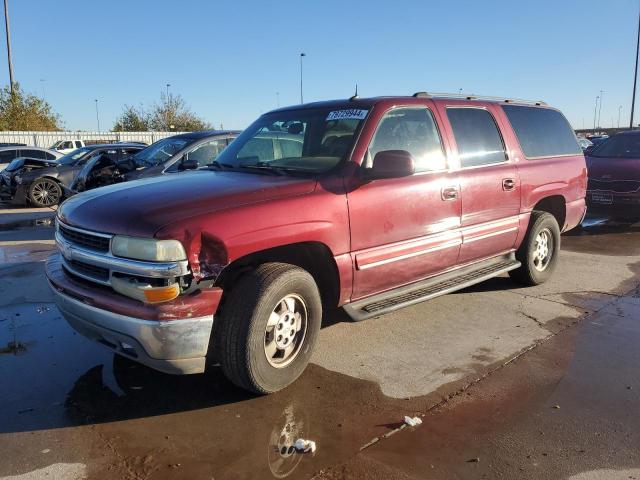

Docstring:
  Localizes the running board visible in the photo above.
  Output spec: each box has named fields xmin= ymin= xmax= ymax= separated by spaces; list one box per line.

xmin=343 ymin=254 xmax=521 ymax=321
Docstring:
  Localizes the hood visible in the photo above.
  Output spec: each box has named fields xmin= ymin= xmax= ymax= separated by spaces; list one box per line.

xmin=586 ymin=155 xmax=640 ymax=181
xmin=58 ymin=170 xmax=317 ymax=237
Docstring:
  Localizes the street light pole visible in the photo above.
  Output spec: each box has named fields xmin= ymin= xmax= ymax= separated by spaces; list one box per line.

xmin=619 ymin=105 xmax=623 ymax=128
xmin=94 ymin=99 xmax=100 ymax=132
xmin=593 ymin=96 xmax=599 ymax=133
xmin=166 ymin=83 xmax=170 ymax=97
xmin=3 ymin=0 xmax=14 ymax=94
xmin=597 ymin=90 xmax=604 ymax=128
xmin=299 ymin=53 xmax=306 ymax=104
xmin=631 ymin=4 xmax=640 ymax=129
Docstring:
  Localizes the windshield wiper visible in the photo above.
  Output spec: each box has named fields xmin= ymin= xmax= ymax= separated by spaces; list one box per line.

xmin=207 ymin=160 xmax=235 ymax=170
xmin=237 ymin=162 xmax=290 ymax=175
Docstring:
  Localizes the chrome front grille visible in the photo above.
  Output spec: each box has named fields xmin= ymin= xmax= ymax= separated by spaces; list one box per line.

xmin=59 ymin=223 xmax=111 ymax=252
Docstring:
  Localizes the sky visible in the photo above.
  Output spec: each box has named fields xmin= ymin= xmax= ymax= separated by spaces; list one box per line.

xmin=3 ymin=0 xmax=638 ymax=131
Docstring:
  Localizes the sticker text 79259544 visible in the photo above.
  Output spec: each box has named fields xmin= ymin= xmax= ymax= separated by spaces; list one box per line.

xmin=326 ymin=109 xmax=368 ymax=121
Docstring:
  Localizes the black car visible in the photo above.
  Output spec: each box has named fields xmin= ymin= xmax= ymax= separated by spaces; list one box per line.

xmin=70 ymin=130 xmax=239 ymax=193
xmin=0 ymin=143 xmax=144 ymax=207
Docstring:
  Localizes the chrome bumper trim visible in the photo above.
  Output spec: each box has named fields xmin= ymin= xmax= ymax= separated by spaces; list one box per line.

xmin=50 ymin=282 xmax=213 ymax=375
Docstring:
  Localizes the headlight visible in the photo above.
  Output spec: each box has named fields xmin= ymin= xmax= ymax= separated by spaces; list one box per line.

xmin=111 ymin=236 xmax=187 ymax=262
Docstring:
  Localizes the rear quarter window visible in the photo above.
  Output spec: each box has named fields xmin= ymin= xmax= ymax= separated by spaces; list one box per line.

xmin=502 ymin=105 xmax=581 ymax=158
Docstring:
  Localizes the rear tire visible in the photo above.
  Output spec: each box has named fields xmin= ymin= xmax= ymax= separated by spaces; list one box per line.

xmin=29 ymin=177 xmax=62 ymax=207
xmin=216 ymin=263 xmax=322 ymax=394
xmin=509 ymin=211 xmax=561 ymax=286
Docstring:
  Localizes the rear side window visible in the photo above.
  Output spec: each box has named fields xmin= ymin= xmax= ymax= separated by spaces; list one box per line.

xmin=21 ymin=149 xmax=45 ymax=159
xmin=369 ymin=107 xmax=446 ymax=172
xmin=447 ymin=108 xmax=507 ymax=168
xmin=502 ymin=105 xmax=581 ymax=158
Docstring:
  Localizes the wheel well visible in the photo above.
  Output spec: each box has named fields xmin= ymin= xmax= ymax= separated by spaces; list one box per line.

xmin=532 ymin=195 xmax=566 ymax=229
xmin=215 ymin=242 xmax=340 ymax=308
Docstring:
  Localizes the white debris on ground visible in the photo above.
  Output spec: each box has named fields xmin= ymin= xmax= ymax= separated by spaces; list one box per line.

xmin=404 ymin=416 xmax=423 ymax=427
xmin=294 ymin=438 xmax=317 ymax=453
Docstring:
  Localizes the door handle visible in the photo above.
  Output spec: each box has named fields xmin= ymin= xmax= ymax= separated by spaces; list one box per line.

xmin=441 ymin=186 xmax=459 ymax=201
xmin=502 ymin=178 xmax=516 ymax=191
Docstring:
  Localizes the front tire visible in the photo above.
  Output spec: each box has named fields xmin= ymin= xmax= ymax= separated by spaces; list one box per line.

xmin=217 ymin=263 xmax=322 ymax=394
xmin=29 ymin=177 xmax=62 ymax=207
xmin=509 ymin=211 xmax=561 ymax=286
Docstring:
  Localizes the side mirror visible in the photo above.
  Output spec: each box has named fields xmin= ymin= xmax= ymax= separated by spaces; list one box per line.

xmin=367 ymin=150 xmax=415 ymax=179
xmin=180 ymin=158 xmax=198 ymax=170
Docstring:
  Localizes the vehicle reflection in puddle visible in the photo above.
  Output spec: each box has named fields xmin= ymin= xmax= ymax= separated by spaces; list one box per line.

xmin=0 ymin=217 xmax=54 ymax=231
xmin=562 ymin=214 xmax=640 ymax=256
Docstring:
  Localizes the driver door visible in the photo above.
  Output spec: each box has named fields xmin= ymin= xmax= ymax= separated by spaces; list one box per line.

xmin=347 ymin=106 xmax=462 ymax=300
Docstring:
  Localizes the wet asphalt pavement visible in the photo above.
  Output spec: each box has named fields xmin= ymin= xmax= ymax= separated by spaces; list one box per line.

xmin=0 ymin=207 xmax=639 ymax=480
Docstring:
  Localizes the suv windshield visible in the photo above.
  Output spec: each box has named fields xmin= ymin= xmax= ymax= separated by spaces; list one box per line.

xmin=590 ymin=135 xmax=640 ymax=158
xmin=215 ymin=107 xmax=368 ymax=174
xmin=132 ymin=137 xmax=190 ymax=168
xmin=56 ymin=147 xmax=92 ymax=166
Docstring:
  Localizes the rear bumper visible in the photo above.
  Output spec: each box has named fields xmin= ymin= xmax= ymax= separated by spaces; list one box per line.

xmin=586 ymin=190 xmax=640 ymax=209
xmin=46 ymin=254 xmax=221 ymax=374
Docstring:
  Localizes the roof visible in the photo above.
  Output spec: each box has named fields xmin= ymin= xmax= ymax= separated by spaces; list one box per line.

xmin=612 ymin=129 xmax=640 ymax=136
xmin=83 ymin=142 xmax=147 ymax=150
xmin=168 ymin=130 xmax=241 ymax=140
xmin=0 ymin=145 xmax=53 ymax=151
xmin=269 ymin=93 xmax=549 ymax=115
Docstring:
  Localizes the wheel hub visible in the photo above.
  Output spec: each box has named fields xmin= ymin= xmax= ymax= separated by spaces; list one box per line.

xmin=533 ymin=229 xmax=552 ymax=272
xmin=264 ymin=294 xmax=308 ymax=368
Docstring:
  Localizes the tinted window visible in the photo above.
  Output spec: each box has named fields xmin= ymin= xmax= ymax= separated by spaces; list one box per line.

xmin=0 ymin=149 xmax=16 ymax=163
xmin=503 ymin=105 xmax=581 ymax=158
xmin=447 ymin=108 xmax=506 ymax=167
xmin=590 ymin=134 xmax=640 ymax=158
xmin=21 ymin=149 xmax=45 ymax=159
xmin=369 ymin=107 xmax=446 ymax=172
xmin=44 ymin=152 xmax=57 ymax=160
xmin=75 ymin=141 xmax=82 ymax=148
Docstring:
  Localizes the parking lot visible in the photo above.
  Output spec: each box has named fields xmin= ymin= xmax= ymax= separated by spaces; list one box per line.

xmin=0 ymin=206 xmax=637 ymax=479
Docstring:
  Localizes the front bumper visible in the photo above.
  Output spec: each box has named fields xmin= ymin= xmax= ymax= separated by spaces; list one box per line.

xmin=46 ymin=254 xmax=221 ymax=375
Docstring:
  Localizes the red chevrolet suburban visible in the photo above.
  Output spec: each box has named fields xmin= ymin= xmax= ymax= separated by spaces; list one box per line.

xmin=46 ymin=94 xmax=587 ymax=393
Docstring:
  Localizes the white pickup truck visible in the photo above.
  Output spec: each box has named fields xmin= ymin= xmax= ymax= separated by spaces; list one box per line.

xmin=50 ymin=139 xmax=85 ymax=154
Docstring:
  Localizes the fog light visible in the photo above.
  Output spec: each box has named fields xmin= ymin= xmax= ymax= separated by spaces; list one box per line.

xmin=112 ymin=276 xmax=180 ymax=304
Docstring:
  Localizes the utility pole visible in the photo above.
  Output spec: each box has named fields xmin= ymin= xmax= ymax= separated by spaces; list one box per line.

xmin=94 ymin=99 xmax=100 ymax=132
xmin=597 ymin=90 xmax=604 ymax=128
xmin=631 ymin=4 xmax=640 ymax=129
xmin=593 ymin=96 xmax=599 ymax=133
xmin=299 ymin=53 xmax=306 ymax=104
xmin=166 ymin=83 xmax=170 ymax=97
xmin=3 ymin=0 xmax=14 ymax=94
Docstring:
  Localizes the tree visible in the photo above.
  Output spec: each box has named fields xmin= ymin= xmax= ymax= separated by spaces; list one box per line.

xmin=113 ymin=104 xmax=148 ymax=131
xmin=112 ymin=92 xmax=211 ymax=132
xmin=0 ymin=83 xmax=62 ymax=130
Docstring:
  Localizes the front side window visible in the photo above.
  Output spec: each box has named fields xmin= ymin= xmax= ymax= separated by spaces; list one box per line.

xmin=21 ymin=149 xmax=46 ymax=159
xmin=368 ymin=107 xmax=446 ymax=172
xmin=185 ymin=139 xmax=229 ymax=168
xmin=56 ymin=147 xmax=92 ymax=165
xmin=502 ymin=105 xmax=581 ymax=158
xmin=0 ymin=149 xmax=16 ymax=162
xmin=132 ymin=137 xmax=190 ymax=168
xmin=590 ymin=134 xmax=640 ymax=158
xmin=447 ymin=108 xmax=507 ymax=168
xmin=216 ymin=107 xmax=368 ymax=174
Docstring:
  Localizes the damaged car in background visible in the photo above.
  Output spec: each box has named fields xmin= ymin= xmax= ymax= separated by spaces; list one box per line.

xmin=68 ymin=130 xmax=240 ymax=193
xmin=0 ymin=143 xmax=144 ymax=207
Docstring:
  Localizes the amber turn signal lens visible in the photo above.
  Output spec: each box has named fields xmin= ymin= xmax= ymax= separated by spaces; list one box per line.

xmin=143 ymin=284 xmax=180 ymax=304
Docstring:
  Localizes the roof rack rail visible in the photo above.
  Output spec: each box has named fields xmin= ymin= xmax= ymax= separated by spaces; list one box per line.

xmin=412 ymin=91 xmax=431 ymax=98
xmin=414 ymin=92 xmax=547 ymax=106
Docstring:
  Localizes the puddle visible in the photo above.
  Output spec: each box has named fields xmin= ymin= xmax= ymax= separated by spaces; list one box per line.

xmin=0 ymin=217 xmax=54 ymax=231
xmin=563 ymin=215 xmax=640 ymax=256
xmin=318 ymin=293 xmax=640 ymax=480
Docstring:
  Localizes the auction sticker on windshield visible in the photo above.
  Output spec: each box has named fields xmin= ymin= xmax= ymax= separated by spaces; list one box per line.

xmin=326 ymin=109 xmax=368 ymax=121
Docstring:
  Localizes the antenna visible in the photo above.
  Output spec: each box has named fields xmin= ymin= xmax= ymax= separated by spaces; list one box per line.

xmin=349 ymin=83 xmax=359 ymax=101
